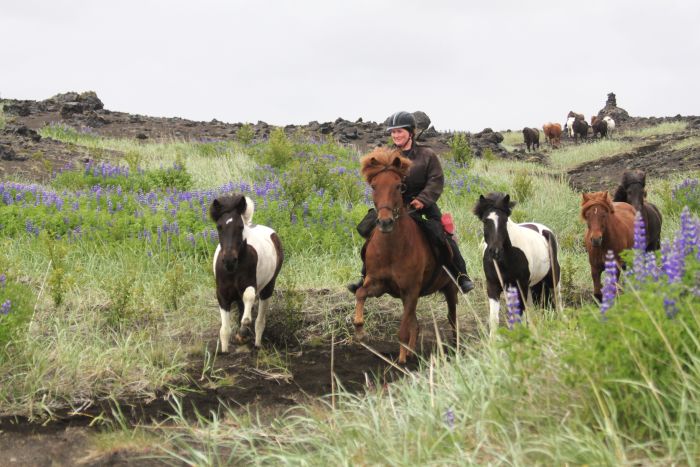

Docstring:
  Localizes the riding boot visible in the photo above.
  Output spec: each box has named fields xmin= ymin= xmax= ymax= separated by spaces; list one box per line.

xmin=446 ymin=235 xmax=474 ymax=294
xmin=347 ymin=263 xmax=366 ymax=293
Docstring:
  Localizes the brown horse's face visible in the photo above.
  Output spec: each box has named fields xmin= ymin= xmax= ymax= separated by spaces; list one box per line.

xmin=370 ymin=170 xmax=405 ymax=233
xmin=584 ymin=205 xmax=610 ymax=247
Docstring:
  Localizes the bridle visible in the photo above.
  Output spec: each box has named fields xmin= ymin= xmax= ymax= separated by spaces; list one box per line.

xmin=370 ymin=168 xmax=408 ymax=222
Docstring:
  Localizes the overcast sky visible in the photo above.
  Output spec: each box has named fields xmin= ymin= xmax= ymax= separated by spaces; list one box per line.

xmin=2 ymin=1 xmax=699 ymax=131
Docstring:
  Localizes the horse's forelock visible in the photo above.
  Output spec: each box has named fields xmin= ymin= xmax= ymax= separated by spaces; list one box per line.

xmin=581 ymin=191 xmax=614 ymax=219
xmin=360 ymin=148 xmax=411 ymax=182
xmin=621 ymin=170 xmax=646 ymax=188
xmin=474 ymin=192 xmax=513 ymax=219
xmin=210 ymin=194 xmax=246 ymax=221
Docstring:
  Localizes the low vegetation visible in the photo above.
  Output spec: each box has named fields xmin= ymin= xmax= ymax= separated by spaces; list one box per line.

xmin=0 ymin=120 xmax=698 ymax=464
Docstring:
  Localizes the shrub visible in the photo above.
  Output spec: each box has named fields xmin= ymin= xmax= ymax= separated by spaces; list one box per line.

xmin=262 ymin=128 xmax=294 ymax=169
xmin=662 ymin=178 xmax=700 ymax=216
xmin=0 ymin=272 xmax=36 ymax=357
xmin=236 ymin=124 xmax=255 ymax=146
xmin=448 ymin=132 xmax=472 ymax=166
xmin=511 ymin=170 xmax=533 ymax=202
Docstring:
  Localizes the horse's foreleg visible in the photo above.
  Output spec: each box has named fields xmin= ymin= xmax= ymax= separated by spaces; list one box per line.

xmin=486 ymin=281 xmax=502 ymax=339
xmin=353 ymin=286 xmax=368 ymax=341
xmin=398 ymin=292 xmax=420 ymax=364
xmin=254 ymin=297 xmax=269 ymax=348
xmin=591 ymin=267 xmax=603 ymax=303
xmin=443 ymin=286 xmax=458 ymax=346
xmin=236 ymin=286 xmax=256 ymax=343
xmin=219 ymin=307 xmax=232 ymax=353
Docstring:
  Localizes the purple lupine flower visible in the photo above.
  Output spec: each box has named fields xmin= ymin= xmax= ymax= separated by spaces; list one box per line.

xmin=444 ymin=408 xmax=455 ymax=429
xmin=0 ymin=273 xmax=6 ymax=288
xmin=661 ymin=239 xmax=684 ymax=283
xmin=663 ymin=297 xmax=679 ymax=319
xmin=600 ymin=251 xmax=618 ymax=316
xmin=679 ymin=207 xmax=697 ymax=256
xmin=644 ymin=251 xmax=660 ymax=282
xmin=1 ymin=299 xmax=11 ymax=315
xmin=187 ymin=233 xmax=195 ymax=247
xmin=633 ymin=211 xmax=646 ymax=251
xmin=505 ymin=285 xmax=522 ymax=329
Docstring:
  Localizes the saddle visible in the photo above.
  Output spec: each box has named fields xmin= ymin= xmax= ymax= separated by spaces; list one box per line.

xmin=357 ymin=208 xmax=453 ymax=266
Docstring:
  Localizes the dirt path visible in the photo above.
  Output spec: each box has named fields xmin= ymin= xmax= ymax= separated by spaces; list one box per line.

xmin=0 ymin=314 xmax=478 ymax=466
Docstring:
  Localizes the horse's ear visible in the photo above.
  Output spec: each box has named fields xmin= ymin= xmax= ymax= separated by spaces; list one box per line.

xmin=369 ymin=157 xmax=380 ymax=166
xmin=605 ymin=192 xmax=615 ymax=212
xmin=391 ymin=156 xmax=402 ymax=168
xmin=235 ymin=195 xmax=247 ymax=214
xmin=479 ymin=194 xmax=486 ymax=201
xmin=582 ymin=193 xmax=590 ymax=202
xmin=504 ymin=194 xmax=516 ymax=210
xmin=210 ymin=198 xmax=223 ymax=221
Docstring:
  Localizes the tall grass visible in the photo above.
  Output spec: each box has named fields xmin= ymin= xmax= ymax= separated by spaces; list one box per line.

xmin=0 ymin=120 xmax=697 ymax=464
xmin=549 ymin=139 xmax=635 ymax=170
xmin=620 ymin=121 xmax=688 ymax=138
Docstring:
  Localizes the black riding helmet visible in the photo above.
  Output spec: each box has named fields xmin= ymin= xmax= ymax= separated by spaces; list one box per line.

xmin=385 ymin=111 xmax=416 ymax=133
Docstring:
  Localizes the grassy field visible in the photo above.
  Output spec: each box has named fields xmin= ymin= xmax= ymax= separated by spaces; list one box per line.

xmin=0 ymin=119 xmax=698 ymax=464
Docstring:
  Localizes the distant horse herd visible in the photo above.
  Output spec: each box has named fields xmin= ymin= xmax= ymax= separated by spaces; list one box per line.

xmin=209 ymin=138 xmax=661 ymax=363
xmin=522 ymin=111 xmax=616 ymax=152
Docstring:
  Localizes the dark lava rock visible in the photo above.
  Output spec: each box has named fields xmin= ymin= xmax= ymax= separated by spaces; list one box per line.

xmin=3 ymin=124 xmax=41 ymax=142
xmin=3 ymin=101 xmax=32 ymax=117
xmin=0 ymin=144 xmax=18 ymax=161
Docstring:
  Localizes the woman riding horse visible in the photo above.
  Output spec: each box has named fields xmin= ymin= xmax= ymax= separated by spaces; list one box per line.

xmin=348 ymin=111 xmax=475 ymax=295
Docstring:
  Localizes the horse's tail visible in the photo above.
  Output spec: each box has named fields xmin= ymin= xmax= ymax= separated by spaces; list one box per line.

xmin=243 ymin=196 xmax=255 ymax=225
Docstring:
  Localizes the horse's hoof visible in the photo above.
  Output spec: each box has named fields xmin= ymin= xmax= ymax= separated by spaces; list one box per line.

xmin=239 ymin=325 xmax=253 ymax=339
xmin=354 ymin=328 xmax=367 ymax=342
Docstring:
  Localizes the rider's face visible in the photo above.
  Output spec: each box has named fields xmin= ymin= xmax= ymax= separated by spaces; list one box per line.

xmin=391 ymin=128 xmax=411 ymax=148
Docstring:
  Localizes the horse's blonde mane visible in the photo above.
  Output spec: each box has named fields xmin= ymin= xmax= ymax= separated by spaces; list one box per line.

xmin=581 ymin=191 xmax=615 ymax=220
xmin=359 ymin=147 xmax=411 ymax=183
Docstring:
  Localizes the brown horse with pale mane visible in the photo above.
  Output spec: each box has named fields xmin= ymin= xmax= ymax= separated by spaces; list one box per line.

xmin=580 ymin=191 xmax=636 ymax=302
xmin=352 ymin=147 xmax=458 ymax=364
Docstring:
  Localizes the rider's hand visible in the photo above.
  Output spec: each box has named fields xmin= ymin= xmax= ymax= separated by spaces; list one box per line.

xmin=410 ymin=199 xmax=424 ymax=210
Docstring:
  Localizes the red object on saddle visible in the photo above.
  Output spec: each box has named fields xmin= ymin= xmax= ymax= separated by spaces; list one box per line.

xmin=441 ymin=213 xmax=455 ymax=235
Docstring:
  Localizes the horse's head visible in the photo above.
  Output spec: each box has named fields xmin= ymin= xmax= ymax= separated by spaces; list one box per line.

xmin=581 ymin=191 xmax=615 ymax=247
xmin=620 ymin=170 xmax=646 ymax=211
xmin=474 ymin=192 xmax=515 ymax=261
xmin=210 ymin=195 xmax=249 ymax=272
xmin=360 ymin=147 xmax=411 ymax=234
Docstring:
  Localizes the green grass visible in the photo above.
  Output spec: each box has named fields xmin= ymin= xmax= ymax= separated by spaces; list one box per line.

xmin=671 ymin=135 xmax=700 ymax=150
xmin=499 ymin=130 xmax=523 ymax=152
xmin=1 ymin=120 xmax=698 ymax=463
xmin=620 ymin=121 xmax=688 ymax=138
xmin=549 ymin=139 xmax=635 ymax=170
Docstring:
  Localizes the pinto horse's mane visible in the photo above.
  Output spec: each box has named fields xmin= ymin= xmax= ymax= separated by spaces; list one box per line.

xmin=359 ymin=147 xmax=411 ymax=183
xmin=580 ymin=191 xmax=615 ymax=220
xmin=473 ymin=192 xmax=516 ymax=219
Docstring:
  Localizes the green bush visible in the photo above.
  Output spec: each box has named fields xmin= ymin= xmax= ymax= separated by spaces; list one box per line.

xmin=448 ymin=132 xmax=472 ymax=166
xmin=662 ymin=178 xmax=700 ymax=216
xmin=236 ymin=124 xmax=255 ymax=146
xmin=512 ymin=169 xmax=533 ymax=202
xmin=262 ymin=128 xmax=294 ymax=169
xmin=0 ymin=272 xmax=36 ymax=357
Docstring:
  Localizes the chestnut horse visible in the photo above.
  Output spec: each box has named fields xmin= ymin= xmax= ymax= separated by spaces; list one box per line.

xmin=352 ymin=147 xmax=458 ymax=364
xmin=581 ymin=191 xmax=635 ymax=302
xmin=612 ymin=170 xmax=662 ymax=251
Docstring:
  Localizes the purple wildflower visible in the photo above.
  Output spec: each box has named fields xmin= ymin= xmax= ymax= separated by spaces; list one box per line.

xmin=633 ymin=211 xmax=646 ymax=251
xmin=505 ymin=285 xmax=522 ymax=329
xmin=1 ymin=299 xmax=10 ymax=315
xmin=444 ymin=408 xmax=455 ymax=429
xmin=0 ymin=273 xmax=5 ymax=289
xmin=661 ymin=239 xmax=684 ymax=283
xmin=663 ymin=297 xmax=679 ymax=319
xmin=600 ymin=251 xmax=618 ymax=316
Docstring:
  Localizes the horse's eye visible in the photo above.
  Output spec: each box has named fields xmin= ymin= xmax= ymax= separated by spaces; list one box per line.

xmin=370 ymin=184 xmax=376 ymax=191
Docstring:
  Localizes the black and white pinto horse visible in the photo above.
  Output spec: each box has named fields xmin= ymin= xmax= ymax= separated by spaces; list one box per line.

xmin=473 ymin=193 xmax=561 ymax=337
xmin=210 ymin=194 xmax=283 ymax=352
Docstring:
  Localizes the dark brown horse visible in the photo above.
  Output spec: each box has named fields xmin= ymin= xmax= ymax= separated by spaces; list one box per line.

xmin=612 ymin=170 xmax=663 ymax=251
xmin=581 ymin=191 xmax=636 ymax=302
xmin=352 ymin=147 xmax=458 ymax=364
